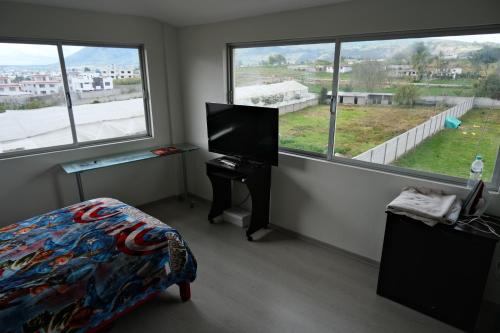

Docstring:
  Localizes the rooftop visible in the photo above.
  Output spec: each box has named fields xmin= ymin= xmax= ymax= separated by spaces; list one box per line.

xmin=0 ymin=98 xmax=146 ymax=153
xmin=235 ymin=80 xmax=309 ymax=99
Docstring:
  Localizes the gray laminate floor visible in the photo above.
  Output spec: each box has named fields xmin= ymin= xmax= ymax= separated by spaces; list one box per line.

xmin=110 ymin=198 xmax=461 ymax=333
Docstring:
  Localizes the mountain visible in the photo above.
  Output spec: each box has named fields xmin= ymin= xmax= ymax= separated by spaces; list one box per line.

xmin=63 ymin=47 xmax=140 ymax=67
xmin=236 ymin=38 xmax=500 ymax=65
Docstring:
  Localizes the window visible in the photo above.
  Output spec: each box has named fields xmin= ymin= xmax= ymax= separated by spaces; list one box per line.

xmin=232 ymin=42 xmax=336 ymax=155
xmin=0 ymin=41 xmax=150 ymax=157
xmin=229 ymin=29 xmax=500 ymax=187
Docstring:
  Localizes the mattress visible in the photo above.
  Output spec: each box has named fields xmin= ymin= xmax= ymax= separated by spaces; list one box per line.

xmin=0 ymin=198 xmax=197 ymax=333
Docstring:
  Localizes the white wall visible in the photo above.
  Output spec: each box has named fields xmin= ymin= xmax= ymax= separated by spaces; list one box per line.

xmin=0 ymin=2 xmax=185 ymax=224
xmin=177 ymin=0 xmax=500 ymax=302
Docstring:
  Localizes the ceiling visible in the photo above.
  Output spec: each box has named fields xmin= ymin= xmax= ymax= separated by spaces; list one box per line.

xmin=3 ymin=0 xmax=349 ymax=27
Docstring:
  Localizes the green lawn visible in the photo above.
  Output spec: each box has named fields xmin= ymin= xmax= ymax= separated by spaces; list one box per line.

xmin=393 ymin=108 xmax=500 ymax=181
xmin=279 ymin=104 xmax=444 ymax=156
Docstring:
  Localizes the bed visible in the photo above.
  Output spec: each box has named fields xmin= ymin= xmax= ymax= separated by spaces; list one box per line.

xmin=0 ymin=198 xmax=197 ymax=333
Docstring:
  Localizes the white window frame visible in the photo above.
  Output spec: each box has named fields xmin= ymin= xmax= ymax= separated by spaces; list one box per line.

xmin=227 ymin=25 xmax=500 ymax=191
xmin=0 ymin=38 xmax=152 ymax=159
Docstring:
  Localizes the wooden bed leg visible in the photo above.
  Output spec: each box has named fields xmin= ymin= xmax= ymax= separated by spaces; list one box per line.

xmin=178 ymin=282 xmax=191 ymax=302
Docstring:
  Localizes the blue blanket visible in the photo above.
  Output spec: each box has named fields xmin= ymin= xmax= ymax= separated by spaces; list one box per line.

xmin=0 ymin=198 xmax=197 ymax=333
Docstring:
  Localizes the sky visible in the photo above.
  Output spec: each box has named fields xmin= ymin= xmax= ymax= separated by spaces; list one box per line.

xmin=435 ymin=33 xmax=500 ymax=44
xmin=0 ymin=43 xmax=83 ymax=66
xmin=1 ymin=33 xmax=500 ymax=66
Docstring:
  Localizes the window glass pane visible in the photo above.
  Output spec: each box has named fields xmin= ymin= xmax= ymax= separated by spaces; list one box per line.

xmin=62 ymin=45 xmax=147 ymax=143
xmin=233 ymin=43 xmax=335 ymax=155
xmin=335 ymin=33 xmax=500 ymax=182
xmin=0 ymin=43 xmax=72 ymax=154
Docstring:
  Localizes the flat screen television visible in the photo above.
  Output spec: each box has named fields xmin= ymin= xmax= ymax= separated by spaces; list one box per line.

xmin=206 ymin=102 xmax=278 ymax=166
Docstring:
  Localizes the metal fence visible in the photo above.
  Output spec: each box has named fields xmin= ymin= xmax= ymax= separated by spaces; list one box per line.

xmin=353 ymin=97 xmax=475 ymax=165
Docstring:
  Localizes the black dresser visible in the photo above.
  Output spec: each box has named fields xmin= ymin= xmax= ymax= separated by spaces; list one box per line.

xmin=377 ymin=212 xmax=499 ymax=332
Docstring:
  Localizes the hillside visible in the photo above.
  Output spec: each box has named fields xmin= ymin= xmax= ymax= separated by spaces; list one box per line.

xmin=63 ymin=47 xmax=140 ymax=67
xmin=235 ymin=38 xmax=500 ymax=66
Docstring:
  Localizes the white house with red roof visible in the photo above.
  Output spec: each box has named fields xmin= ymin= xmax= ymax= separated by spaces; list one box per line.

xmin=21 ymin=74 xmax=63 ymax=96
xmin=0 ymin=76 xmax=27 ymax=96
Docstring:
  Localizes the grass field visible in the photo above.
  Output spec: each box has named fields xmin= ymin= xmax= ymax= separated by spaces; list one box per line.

xmin=393 ymin=108 xmax=500 ymax=181
xmin=279 ymin=104 xmax=444 ymax=156
xmin=235 ymin=65 xmax=476 ymax=97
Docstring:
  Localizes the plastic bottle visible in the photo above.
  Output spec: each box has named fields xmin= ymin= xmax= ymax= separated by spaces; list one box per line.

xmin=467 ymin=155 xmax=484 ymax=188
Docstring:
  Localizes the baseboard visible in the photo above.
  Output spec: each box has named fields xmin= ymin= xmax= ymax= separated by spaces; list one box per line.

xmin=140 ymin=195 xmax=380 ymax=268
xmin=270 ymin=224 xmax=380 ymax=268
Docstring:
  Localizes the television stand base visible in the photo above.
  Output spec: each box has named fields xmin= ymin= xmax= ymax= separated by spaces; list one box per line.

xmin=206 ymin=157 xmax=271 ymax=241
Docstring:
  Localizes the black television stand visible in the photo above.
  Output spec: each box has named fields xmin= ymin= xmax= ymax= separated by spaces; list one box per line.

xmin=206 ymin=157 xmax=271 ymax=241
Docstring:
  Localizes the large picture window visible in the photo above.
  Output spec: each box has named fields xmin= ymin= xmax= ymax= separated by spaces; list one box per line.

xmin=229 ymin=29 xmax=500 ymax=188
xmin=0 ymin=40 xmax=150 ymax=157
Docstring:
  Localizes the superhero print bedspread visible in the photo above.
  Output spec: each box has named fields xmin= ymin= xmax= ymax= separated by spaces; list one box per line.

xmin=0 ymin=198 xmax=197 ymax=333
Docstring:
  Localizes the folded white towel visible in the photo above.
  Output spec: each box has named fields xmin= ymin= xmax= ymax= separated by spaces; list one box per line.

xmin=387 ymin=187 xmax=461 ymax=226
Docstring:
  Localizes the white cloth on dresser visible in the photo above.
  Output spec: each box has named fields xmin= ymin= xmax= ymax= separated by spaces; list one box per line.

xmin=386 ymin=187 xmax=462 ymax=226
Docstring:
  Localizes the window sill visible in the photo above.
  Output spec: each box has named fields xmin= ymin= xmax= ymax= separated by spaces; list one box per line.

xmin=278 ymin=149 xmax=500 ymax=193
xmin=0 ymin=135 xmax=154 ymax=161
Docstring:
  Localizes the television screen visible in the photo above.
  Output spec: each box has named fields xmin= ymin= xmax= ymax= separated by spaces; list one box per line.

xmin=206 ymin=103 xmax=278 ymax=166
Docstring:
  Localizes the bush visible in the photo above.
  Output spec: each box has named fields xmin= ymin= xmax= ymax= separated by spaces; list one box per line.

xmin=261 ymin=94 xmax=284 ymax=105
xmin=319 ymin=87 xmax=328 ymax=105
xmin=394 ymin=84 xmax=421 ymax=106
xmin=474 ymin=74 xmax=500 ymax=99
xmin=23 ymin=99 xmax=51 ymax=109
xmin=114 ymin=77 xmax=141 ymax=85
xmin=250 ymin=97 xmax=260 ymax=105
xmin=342 ymin=83 xmax=353 ymax=92
xmin=0 ymin=97 xmax=58 ymax=112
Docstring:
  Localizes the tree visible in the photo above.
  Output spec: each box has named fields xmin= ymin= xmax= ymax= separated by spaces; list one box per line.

xmin=319 ymin=87 xmax=328 ymax=104
xmin=351 ymin=61 xmax=387 ymax=92
xmin=474 ymin=73 xmax=500 ymax=99
xmin=389 ymin=51 xmax=410 ymax=65
xmin=268 ymin=54 xmax=287 ymax=66
xmin=411 ymin=42 xmax=431 ymax=81
xmin=433 ymin=52 xmax=449 ymax=78
xmin=315 ymin=59 xmax=332 ymax=66
xmin=84 ymin=67 xmax=91 ymax=72
xmin=394 ymin=84 xmax=421 ymax=106
xmin=470 ymin=47 xmax=500 ymax=77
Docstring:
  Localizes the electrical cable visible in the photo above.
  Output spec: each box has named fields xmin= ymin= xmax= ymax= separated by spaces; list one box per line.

xmin=457 ymin=216 xmax=500 ymax=238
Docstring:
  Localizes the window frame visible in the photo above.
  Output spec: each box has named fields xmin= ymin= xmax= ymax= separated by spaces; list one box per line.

xmin=0 ymin=37 xmax=152 ymax=159
xmin=227 ymin=24 xmax=500 ymax=191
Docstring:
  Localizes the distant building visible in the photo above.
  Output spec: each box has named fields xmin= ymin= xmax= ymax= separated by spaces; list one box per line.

xmin=432 ymin=67 xmax=463 ymax=79
xmin=323 ymin=65 xmax=352 ymax=73
xmin=339 ymin=66 xmax=353 ymax=73
xmin=387 ymin=65 xmax=417 ymax=78
xmin=0 ymin=76 xmax=26 ymax=96
xmin=328 ymin=91 xmax=395 ymax=105
xmin=443 ymin=54 xmax=458 ymax=60
xmin=21 ymin=74 xmax=63 ymax=96
xmin=98 ymin=66 xmax=139 ymax=79
xmin=290 ymin=64 xmax=352 ymax=74
xmin=67 ymin=72 xmax=113 ymax=92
